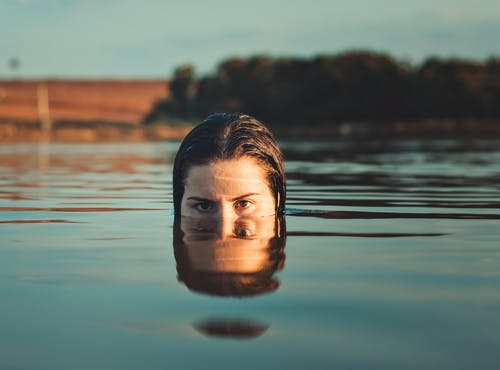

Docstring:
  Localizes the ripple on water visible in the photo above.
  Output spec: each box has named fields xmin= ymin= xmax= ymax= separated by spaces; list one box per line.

xmin=1 ymin=140 xmax=500 ymax=370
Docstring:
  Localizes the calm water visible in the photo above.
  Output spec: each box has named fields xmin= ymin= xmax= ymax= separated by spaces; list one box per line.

xmin=1 ymin=140 xmax=500 ymax=370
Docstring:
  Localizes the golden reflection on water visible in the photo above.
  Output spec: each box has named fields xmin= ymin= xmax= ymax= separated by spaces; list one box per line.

xmin=0 ymin=143 xmax=171 ymax=177
xmin=0 ymin=219 xmax=80 ymax=224
xmin=0 ymin=143 xmax=173 ymax=224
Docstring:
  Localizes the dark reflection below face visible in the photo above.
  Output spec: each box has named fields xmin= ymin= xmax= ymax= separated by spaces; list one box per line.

xmin=173 ymin=215 xmax=286 ymax=297
xmin=193 ymin=317 xmax=269 ymax=339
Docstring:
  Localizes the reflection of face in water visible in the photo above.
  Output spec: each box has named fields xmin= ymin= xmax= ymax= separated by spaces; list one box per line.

xmin=173 ymin=215 xmax=286 ymax=297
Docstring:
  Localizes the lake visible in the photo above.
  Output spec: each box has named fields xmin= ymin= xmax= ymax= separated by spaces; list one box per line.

xmin=1 ymin=139 xmax=499 ymax=370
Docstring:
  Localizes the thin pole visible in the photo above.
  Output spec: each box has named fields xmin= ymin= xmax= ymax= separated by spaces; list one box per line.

xmin=37 ymin=83 xmax=51 ymax=138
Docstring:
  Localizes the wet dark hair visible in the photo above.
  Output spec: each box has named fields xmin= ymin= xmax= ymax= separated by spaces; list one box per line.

xmin=173 ymin=215 xmax=286 ymax=297
xmin=173 ymin=113 xmax=286 ymax=215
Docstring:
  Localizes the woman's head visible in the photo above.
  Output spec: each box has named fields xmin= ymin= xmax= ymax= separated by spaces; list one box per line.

xmin=173 ymin=113 xmax=285 ymax=216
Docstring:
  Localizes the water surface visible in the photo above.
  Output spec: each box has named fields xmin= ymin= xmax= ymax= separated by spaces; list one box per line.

xmin=1 ymin=140 xmax=499 ymax=370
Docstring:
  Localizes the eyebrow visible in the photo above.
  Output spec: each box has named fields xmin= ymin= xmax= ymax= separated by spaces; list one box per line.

xmin=230 ymin=193 xmax=259 ymax=201
xmin=186 ymin=193 xmax=259 ymax=202
xmin=186 ymin=196 xmax=213 ymax=202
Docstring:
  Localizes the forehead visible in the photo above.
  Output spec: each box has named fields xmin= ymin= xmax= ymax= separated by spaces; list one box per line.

xmin=184 ymin=157 xmax=270 ymax=196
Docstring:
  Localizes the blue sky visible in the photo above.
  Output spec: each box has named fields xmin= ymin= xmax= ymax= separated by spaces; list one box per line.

xmin=1 ymin=0 xmax=499 ymax=78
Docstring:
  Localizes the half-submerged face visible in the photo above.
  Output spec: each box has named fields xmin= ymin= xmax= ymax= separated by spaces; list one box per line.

xmin=180 ymin=157 xmax=276 ymax=217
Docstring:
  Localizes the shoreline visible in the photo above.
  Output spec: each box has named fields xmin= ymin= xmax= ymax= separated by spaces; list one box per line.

xmin=0 ymin=121 xmax=192 ymax=142
xmin=1 ymin=119 xmax=500 ymax=142
xmin=270 ymin=118 xmax=500 ymax=139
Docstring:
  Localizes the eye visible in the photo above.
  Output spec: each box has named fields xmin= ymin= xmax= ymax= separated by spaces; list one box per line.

xmin=234 ymin=228 xmax=251 ymax=238
xmin=235 ymin=200 xmax=252 ymax=209
xmin=195 ymin=201 xmax=213 ymax=212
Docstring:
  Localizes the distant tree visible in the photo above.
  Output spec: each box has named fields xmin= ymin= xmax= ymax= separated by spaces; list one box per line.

xmin=193 ymin=76 xmax=225 ymax=116
xmin=142 ymin=51 xmax=500 ymax=128
xmin=170 ymin=65 xmax=196 ymax=116
xmin=322 ymin=51 xmax=411 ymax=121
xmin=216 ymin=58 xmax=247 ymax=112
xmin=417 ymin=58 xmax=488 ymax=118
xmin=484 ymin=58 xmax=500 ymax=117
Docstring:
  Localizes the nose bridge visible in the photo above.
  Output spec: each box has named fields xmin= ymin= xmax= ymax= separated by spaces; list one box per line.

xmin=219 ymin=202 xmax=236 ymax=238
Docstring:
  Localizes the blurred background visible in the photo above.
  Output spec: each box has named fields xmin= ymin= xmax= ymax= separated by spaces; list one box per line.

xmin=0 ymin=0 xmax=499 ymax=140
xmin=2 ymin=3 xmax=500 ymax=369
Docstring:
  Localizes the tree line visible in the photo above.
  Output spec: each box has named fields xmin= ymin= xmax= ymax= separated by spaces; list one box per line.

xmin=144 ymin=51 xmax=500 ymax=128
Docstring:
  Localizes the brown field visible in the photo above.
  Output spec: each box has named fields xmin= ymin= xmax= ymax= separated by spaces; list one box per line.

xmin=0 ymin=79 xmax=169 ymax=124
xmin=0 ymin=79 xmax=193 ymax=141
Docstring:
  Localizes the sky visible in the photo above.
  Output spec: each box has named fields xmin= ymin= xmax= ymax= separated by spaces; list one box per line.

xmin=1 ymin=0 xmax=499 ymax=78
